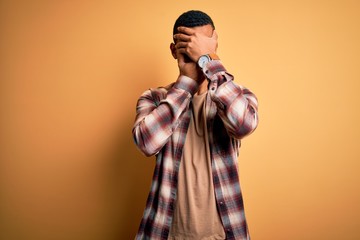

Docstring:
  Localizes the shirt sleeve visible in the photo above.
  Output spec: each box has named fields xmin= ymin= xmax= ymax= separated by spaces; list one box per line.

xmin=132 ymin=76 xmax=199 ymax=156
xmin=203 ymin=60 xmax=259 ymax=139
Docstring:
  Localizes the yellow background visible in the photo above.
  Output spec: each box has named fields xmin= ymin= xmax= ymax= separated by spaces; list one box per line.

xmin=1 ymin=0 xmax=359 ymax=239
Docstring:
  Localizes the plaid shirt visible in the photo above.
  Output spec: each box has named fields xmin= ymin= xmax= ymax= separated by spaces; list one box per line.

xmin=132 ymin=60 xmax=258 ymax=240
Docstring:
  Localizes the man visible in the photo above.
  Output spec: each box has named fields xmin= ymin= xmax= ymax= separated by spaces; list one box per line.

xmin=132 ymin=10 xmax=258 ymax=240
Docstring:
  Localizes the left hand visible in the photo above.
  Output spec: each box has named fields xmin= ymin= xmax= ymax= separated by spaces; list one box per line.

xmin=174 ymin=27 xmax=218 ymax=62
xmin=176 ymin=51 xmax=203 ymax=83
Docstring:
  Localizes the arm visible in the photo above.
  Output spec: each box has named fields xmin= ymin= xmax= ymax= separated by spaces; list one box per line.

xmin=134 ymin=26 xmax=208 ymax=157
xmin=132 ymin=76 xmax=199 ymax=157
xmin=204 ymin=60 xmax=259 ymax=139
xmin=174 ymin=27 xmax=258 ymax=139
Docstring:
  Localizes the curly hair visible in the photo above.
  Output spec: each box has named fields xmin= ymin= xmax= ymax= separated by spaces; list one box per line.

xmin=173 ymin=10 xmax=215 ymax=36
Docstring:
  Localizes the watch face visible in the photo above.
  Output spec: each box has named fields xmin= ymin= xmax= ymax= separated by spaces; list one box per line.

xmin=198 ymin=55 xmax=210 ymax=68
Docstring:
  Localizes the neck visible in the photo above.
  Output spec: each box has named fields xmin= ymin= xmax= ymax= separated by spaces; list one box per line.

xmin=196 ymin=80 xmax=208 ymax=95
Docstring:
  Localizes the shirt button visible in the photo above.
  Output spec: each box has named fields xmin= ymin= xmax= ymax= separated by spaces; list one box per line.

xmin=220 ymin=201 xmax=224 ymax=205
xmin=211 ymin=87 xmax=215 ymax=91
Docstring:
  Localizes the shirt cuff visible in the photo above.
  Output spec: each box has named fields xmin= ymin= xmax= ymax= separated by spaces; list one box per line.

xmin=173 ymin=75 xmax=199 ymax=96
xmin=203 ymin=60 xmax=227 ymax=80
xmin=203 ymin=60 xmax=234 ymax=85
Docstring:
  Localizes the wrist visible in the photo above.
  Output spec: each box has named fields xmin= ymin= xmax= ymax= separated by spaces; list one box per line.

xmin=179 ymin=70 xmax=198 ymax=82
xmin=197 ymin=53 xmax=220 ymax=69
xmin=174 ymin=75 xmax=199 ymax=95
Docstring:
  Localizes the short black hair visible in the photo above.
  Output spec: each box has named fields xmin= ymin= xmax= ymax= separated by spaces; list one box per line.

xmin=173 ymin=10 xmax=215 ymax=36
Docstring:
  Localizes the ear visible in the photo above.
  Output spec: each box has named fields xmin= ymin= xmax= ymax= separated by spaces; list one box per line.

xmin=213 ymin=30 xmax=219 ymax=52
xmin=212 ymin=30 xmax=218 ymax=40
xmin=170 ymin=43 xmax=177 ymax=59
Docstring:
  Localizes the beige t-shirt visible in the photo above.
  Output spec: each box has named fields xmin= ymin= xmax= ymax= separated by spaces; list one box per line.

xmin=168 ymin=92 xmax=225 ymax=240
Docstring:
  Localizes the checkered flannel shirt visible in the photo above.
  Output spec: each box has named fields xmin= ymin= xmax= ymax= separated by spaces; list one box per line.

xmin=132 ymin=60 xmax=258 ymax=240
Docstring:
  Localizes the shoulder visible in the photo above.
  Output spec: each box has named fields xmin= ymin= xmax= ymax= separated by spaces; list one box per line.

xmin=139 ymin=83 xmax=175 ymax=105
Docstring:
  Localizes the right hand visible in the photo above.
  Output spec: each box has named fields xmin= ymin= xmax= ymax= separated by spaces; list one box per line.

xmin=174 ymin=27 xmax=218 ymax=63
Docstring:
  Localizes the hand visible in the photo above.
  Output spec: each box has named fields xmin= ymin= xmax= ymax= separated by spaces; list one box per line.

xmin=174 ymin=26 xmax=218 ymax=62
xmin=176 ymin=51 xmax=204 ymax=83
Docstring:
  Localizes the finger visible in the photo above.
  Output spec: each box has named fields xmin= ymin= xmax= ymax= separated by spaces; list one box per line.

xmin=176 ymin=49 xmax=195 ymax=62
xmin=174 ymin=33 xmax=191 ymax=42
xmin=177 ymin=26 xmax=195 ymax=35
xmin=212 ymin=30 xmax=218 ymax=40
xmin=177 ymin=51 xmax=185 ymax=63
xmin=176 ymin=51 xmax=193 ymax=64
xmin=176 ymin=48 xmax=187 ymax=55
xmin=175 ymin=41 xmax=187 ymax=49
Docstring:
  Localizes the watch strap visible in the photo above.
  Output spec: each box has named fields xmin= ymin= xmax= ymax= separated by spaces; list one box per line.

xmin=208 ymin=53 xmax=220 ymax=60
